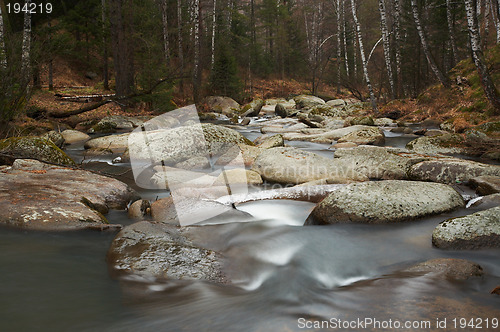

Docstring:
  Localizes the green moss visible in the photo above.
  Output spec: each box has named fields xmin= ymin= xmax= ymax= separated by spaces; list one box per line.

xmin=0 ymin=137 xmax=76 ymax=166
xmin=477 ymin=121 xmax=500 ymax=133
xmin=90 ymin=121 xmax=117 ymax=133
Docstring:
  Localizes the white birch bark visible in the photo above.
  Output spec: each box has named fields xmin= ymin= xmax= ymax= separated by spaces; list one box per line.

xmin=21 ymin=0 xmax=32 ymax=83
xmin=336 ymin=0 xmax=342 ymax=94
xmin=491 ymin=0 xmax=500 ymax=43
xmin=410 ymin=0 xmax=450 ymax=88
xmin=0 ymin=3 xmax=7 ymax=70
xmin=177 ymin=0 xmax=184 ymax=91
xmin=446 ymin=0 xmax=459 ymax=64
xmin=393 ymin=0 xmax=403 ymax=96
xmin=350 ymin=0 xmax=377 ymax=110
xmin=378 ymin=0 xmax=395 ymax=98
xmin=193 ymin=0 xmax=200 ymax=99
xmin=342 ymin=0 xmax=350 ymax=77
xmin=211 ymin=0 xmax=216 ymax=70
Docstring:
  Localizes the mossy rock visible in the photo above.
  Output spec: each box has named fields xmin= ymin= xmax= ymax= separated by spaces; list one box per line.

xmin=0 ymin=137 xmax=76 ymax=166
xmin=477 ymin=121 xmax=500 ymax=134
xmin=350 ymin=116 xmax=375 ymax=126
xmin=89 ymin=121 xmax=118 ymax=134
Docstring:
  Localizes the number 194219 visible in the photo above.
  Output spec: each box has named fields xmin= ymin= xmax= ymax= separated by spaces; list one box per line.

xmin=6 ymin=2 xmax=53 ymax=14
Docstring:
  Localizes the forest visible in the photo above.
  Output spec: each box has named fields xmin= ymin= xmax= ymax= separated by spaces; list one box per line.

xmin=1 ymin=0 xmax=500 ymax=124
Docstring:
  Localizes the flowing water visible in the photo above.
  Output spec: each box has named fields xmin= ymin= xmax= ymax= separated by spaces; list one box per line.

xmin=1 ymin=123 xmax=499 ymax=331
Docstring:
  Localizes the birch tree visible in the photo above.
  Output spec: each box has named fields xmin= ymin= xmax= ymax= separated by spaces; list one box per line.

xmin=410 ymin=0 xmax=450 ymax=88
xmin=446 ymin=0 xmax=459 ymax=65
xmin=336 ymin=0 xmax=342 ymax=94
xmin=378 ymin=0 xmax=395 ymax=99
xmin=177 ymin=0 xmax=184 ymax=93
xmin=102 ymin=0 xmax=109 ymax=90
xmin=342 ymin=1 xmax=350 ymax=78
xmin=160 ymin=0 xmax=170 ymax=62
xmin=21 ymin=0 xmax=32 ymax=84
xmin=192 ymin=0 xmax=201 ymax=101
xmin=211 ymin=0 xmax=216 ymax=69
xmin=0 ymin=2 xmax=6 ymax=70
xmin=465 ymin=0 xmax=500 ymax=112
xmin=489 ymin=0 xmax=500 ymax=43
xmin=350 ymin=0 xmax=377 ymax=110
xmin=393 ymin=0 xmax=403 ymax=96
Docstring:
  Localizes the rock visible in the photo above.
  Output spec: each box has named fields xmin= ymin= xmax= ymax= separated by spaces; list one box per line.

xmin=84 ymin=133 xmax=130 ymax=153
xmin=308 ymin=114 xmax=325 ymax=123
xmin=257 ymin=134 xmax=284 ymax=149
xmin=326 ymin=99 xmax=346 ymax=107
xmin=214 ymin=169 xmax=263 ymax=186
xmin=469 ymin=193 xmax=500 ymax=209
xmin=421 ymin=119 xmax=441 ymax=128
xmin=41 ymin=131 xmax=65 ymax=148
xmin=350 ymin=116 xmax=374 ymax=126
xmin=0 ymin=159 xmax=138 ymax=231
xmin=174 ymin=156 xmax=211 ymax=170
xmin=252 ymin=147 xmax=367 ymax=185
xmin=391 ymin=127 xmax=414 ymax=134
xmin=275 ymin=103 xmax=288 ymax=118
xmin=89 ymin=116 xmax=141 ymax=134
xmin=406 ymin=133 xmax=465 ymax=155
xmin=333 ymin=146 xmax=430 ymax=180
xmin=240 ymin=117 xmax=251 ymax=126
xmin=482 ymin=151 xmax=500 ymax=161
xmin=305 ymin=180 xmax=464 ymax=225
xmin=151 ymin=196 xmax=251 ymax=225
xmin=294 ymin=95 xmax=326 ymax=109
xmin=331 ymin=142 xmax=358 ymax=149
xmin=128 ymin=200 xmax=151 ymax=219
xmin=149 ymin=167 xmax=217 ymax=190
xmin=128 ymin=123 xmax=253 ymax=166
xmin=309 ymin=105 xmax=347 ymax=117
xmin=107 ymin=221 xmax=228 ymax=283
xmin=241 ymin=99 xmax=264 ymax=117
xmin=201 ymin=96 xmax=240 ymax=116
xmin=468 ymin=176 xmax=500 ymax=195
xmin=61 ymin=129 xmax=91 ymax=144
xmin=491 ymin=286 xmax=500 ymax=295
xmin=432 ymin=206 xmax=500 ymax=249
xmin=83 ymin=148 xmax=113 ymax=157
xmin=215 ymin=144 xmax=264 ymax=167
xmin=337 ymin=127 xmax=385 ymax=146
xmin=476 ymin=121 xmax=500 ymax=134
xmin=425 ymin=129 xmax=448 ymax=137
xmin=0 ymin=137 xmax=75 ymax=166
xmin=409 ymin=159 xmax=500 ymax=184
xmin=283 ymin=125 xmax=376 ymax=144
xmin=85 ymin=71 xmax=98 ymax=80
xmin=404 ymin=258 xmax=484 ymax=280
xmin=374 ymin=118 xmax=396 ymax=127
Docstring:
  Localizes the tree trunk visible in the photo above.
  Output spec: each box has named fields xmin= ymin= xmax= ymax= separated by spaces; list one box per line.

xmin=410 ymin=0 xmax=450 ymax=88
xmin=109 ymin=0 xmax=135 ymax=97
xmin=177 ymin=0 xmax=184 ymax=94
xmin=446 ymin=0 xmax=459 ymax=65
xmin=192 ymin=0 xmax=201 ymax=102
xmin=160 ymin=0 xmax=170 ymax=62
xmin=490 ymin=0 xmax=500 ymax=43
xmin=342 ymin=0 xmax=350 ymax=78
xmin=0 ymin=3 xmax=6 ymax=70
xmin=102 ymin=0 xmax=109 ymax=90
xmin=393 ymin=0 xmax=403 ymax=97
xmin=378 ymin=0 xmax=395 ymax=99
xmin=336 ymin=0 xmax=342 ymax=94
xmin=351 ymin=0 xmax=377 ymax=110
xmin=21 ymin=0 xmax=32 ymax=85
xmin=465 ymin=0 xmax=500 ymax=113
xmin=211 ymin=0 xmax=216 ymax=70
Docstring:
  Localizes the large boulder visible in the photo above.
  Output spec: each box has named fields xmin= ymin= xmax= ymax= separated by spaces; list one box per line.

xmin=306 ymin=180 xmax=464 ymax=225
xmin=84 ymin=133 xmax=130 ymax=153
xmin=432 ymin=206 xmax=500 ymax=249
xmin=350 ymin=116 xmax=374 ymax=126
xmin=409 ymin=159 xmax=500 ymax=184
xmin=61 ymin=129 xmax=91 ymax=144
xmin=201 ymin=96 xmax=240 ymax=116
xmin=151 ymin=196 xmax=252 ymax=225
xmin=41 ymin=131 xmax=65 ymax=148
xmin=333 ymin=146 xmax=430 ymax=180
xmin=252 ymin=147 xmax=367 ymax=184
xmin=282 ymin=125 xmax=375 ymax=144
xmin=257 ymin=134 xmax=284 ymax=149
xmin=107 ymin=221 xmax=228 ymax=283
xmin=241 ymin=99 xmax=264 ymax=117
xmin=337 ymin=127 xmax=385 ymax=146
xmin=128 ymin=123 xmax=253 ymax=166
xmin=294 ymin=95 xmax=326 ymax=109
xmin=406 ymin=133 xmax=466 ymax=155
xmin=88 ymin=115 xmax=150 ymax=133
xmin=0 ymin=136 xmax=75 ymax=166
xmin=403 ymin=258 xmax=484 ymax=280
xmin=0 ymin=159 xmax=138 ymax=231
xmin=468 ymin=176 xmax=500 ymax=195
